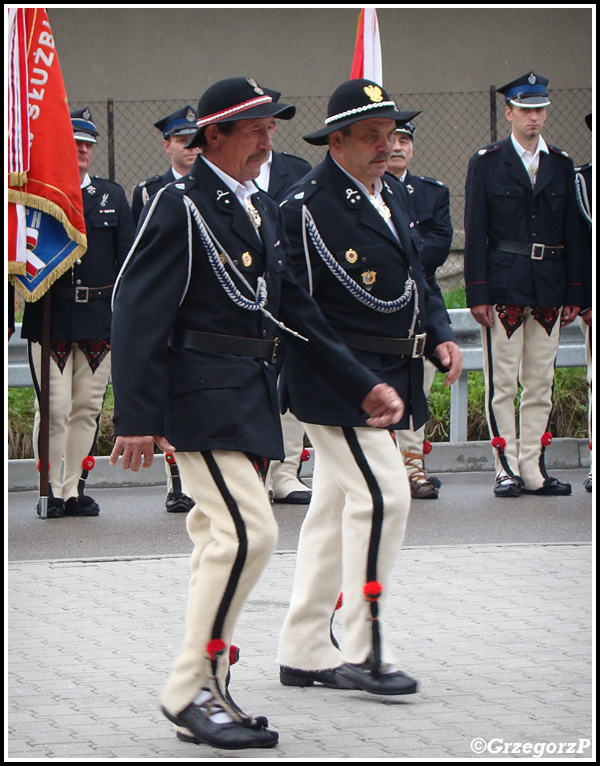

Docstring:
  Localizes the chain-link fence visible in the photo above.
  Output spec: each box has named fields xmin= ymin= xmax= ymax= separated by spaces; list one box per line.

xmin=73 ymin=87 xmax=591 ymax=286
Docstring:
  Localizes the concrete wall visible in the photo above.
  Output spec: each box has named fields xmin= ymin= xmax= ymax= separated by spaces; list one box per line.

xmin=50 ymin=7 xmax=592 ymax=102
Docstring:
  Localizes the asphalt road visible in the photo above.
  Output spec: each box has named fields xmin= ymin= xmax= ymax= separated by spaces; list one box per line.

xmin=7 ymin=469 xmax=592 ymax=562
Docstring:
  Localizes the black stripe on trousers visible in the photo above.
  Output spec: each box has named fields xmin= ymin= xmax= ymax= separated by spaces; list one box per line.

xmin=201 ymin=451 xmax=249 ymax=642
xmin=342 ymin=427 xmax=384 ymax=668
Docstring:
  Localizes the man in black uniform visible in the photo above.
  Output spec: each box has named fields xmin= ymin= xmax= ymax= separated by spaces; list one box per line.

xmin=254 ymin=126 xmax=314 ymax=504
xmin=132 ymin=106 xmax=201 ymax=513
xmin=109 ymin=77 xmax=405 ymax=751
xmin=275 ymin=80 xmax=462 ymax=696
xmin=22 ymin=108 xmax=135 ymax=518
xmin=131 ymin=105 xmax=200 ymax=224
xmin=387 ymin=121 xmax=453 ymax=499
xmin=464 ymin=72 xmax=582 ymax=497
xmin=575 ymin=113 xmax=592 ymax=492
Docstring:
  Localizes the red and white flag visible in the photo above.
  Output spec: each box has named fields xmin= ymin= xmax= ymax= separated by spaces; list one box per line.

xmin=8 ymin=6 xmax=86 ymax=300
xmin=350 ymin=8 xmax=383 ymax=84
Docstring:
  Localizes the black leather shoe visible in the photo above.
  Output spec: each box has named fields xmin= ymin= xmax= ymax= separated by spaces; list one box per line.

xmin=522 ymin=478 xmax=572 ymax=496
xmin=335 ymin=662 xmax=418 ymax=696
xmin=64 ymin=496 xmax=100 ymax=516
xmin=36 ymin=497 xmax=65 ymax=518
xmin=494 ymin=475 xmax=522 ymax=498
xmin=279 ymin=665 xmax=345 ymax=688
xmin=165 ymin=492 xmax=195 ymax=513
xmin=272 ymin=490 xmax=312 ymax=505
xmin=162 ymin=704 xmax=278 ymax=750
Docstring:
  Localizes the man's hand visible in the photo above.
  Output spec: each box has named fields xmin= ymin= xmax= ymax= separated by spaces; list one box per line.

xmin=109 ymin=435 xmax=175 ymax=471
xmin=580 ymin=307 xmax=592 ymax=327
xmin=470 ymin=304 xmax=494 ymax=327
xmin=561 ymin=305 xmax=581 ymax=326
xmin=361 ymin=382 xmax=405 ymax=428
xmin=434 ymin=341 xmax=463 ymax=387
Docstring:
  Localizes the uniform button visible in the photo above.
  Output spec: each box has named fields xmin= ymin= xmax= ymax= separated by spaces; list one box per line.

xmin=76 ymin=279 xmax=82 ymax=285
xmin=233 ymin=260 xmax=239 ymax=265
xmin=277 ymin=260 xmax=283 ymax=267
xmin=76 ymin=259 xmax=82 ymax=265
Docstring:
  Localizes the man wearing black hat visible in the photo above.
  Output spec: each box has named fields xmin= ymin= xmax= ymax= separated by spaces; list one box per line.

xmin=132 ymin=106 xmax=200 ymax=514
xmin=22 ymin=108 xmax=135 ymax=518
xmin=387 ymin=121 xmax=454 ymax=499
xmin=131 ymin=105 xmax=200 ymax=224
xmin=109 ymin=77 xmax=406 ymax=750
xmin=575 ymin=113 xmax=592 ymax=492
xmin=275 ymin=80 xmax=461 ymax=696
xmin=253 ymin=121 xmax=314 ymax=505
xmin=464 ymin=72 xmax=583 ymax=498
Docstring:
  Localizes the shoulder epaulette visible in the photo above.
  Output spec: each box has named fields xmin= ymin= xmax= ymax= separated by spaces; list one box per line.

xmin=137 ymin=175 xmax=162 ymax=188
xmin=280 ymin=177 xmax=320 ymax=207
xmin=415 ymin=175 xmax=446 ymax=187
xmin=476 ymin=143 xmax=502 ymax=158
xmin=575 ymin=162 xmax=592 ymax=173
xmin=548 ymin=144 xmax=571 ymax=159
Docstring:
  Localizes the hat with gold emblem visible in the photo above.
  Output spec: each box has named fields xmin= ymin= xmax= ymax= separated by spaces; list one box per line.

xmin=303 ymin=79 xmax=421 ymax=146
xmin=498 ymin=72 xmax=551 ymax=108
xmin=154 ymin=105 xmax=199 ymax=138
xmin=185 ymin=77 xmax=296 ymax=148
xmin=71 ymin=107 xmax=99 ymax=143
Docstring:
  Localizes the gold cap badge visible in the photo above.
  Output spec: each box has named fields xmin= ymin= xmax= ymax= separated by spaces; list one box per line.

xmin=364 ymin=85 xmax=384 ymax=103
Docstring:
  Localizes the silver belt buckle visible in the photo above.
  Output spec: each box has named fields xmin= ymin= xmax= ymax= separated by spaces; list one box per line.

xmin=75 ymin=286 xmax=89 ymax=303
xmin=531 ymin=243 xmax=545 ymax=260
xmin=412 ymin=333 xmax=427 ymax=358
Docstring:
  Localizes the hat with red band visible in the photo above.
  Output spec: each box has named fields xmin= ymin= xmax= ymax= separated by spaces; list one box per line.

xmin=185 ymin=77 xmax=295 ymax=148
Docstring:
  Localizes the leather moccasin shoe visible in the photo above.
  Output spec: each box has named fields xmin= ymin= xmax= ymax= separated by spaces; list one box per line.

xmin=522 ymin=478 xmax=572 ymax=496
xmin=494 ymin=475 xmax=522 ymax=498
xmin=37 ymin=497 xmax=65 ymax=518
xmin=64 ymin=496 xmax=100 ymax=516
xmin=409 ymin=479 xmax=439 ymax=500
xmin=165 ymin=492 xmax=195 ymax=513
xmin=162 ymin=704 xmax=278 ymax=750
xmin=335 ymin=662 xmax=418 ymax=696
xmin=279 ymin=665 xmax=345 ymax=688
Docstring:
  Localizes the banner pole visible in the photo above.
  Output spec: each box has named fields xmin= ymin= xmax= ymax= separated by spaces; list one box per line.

xmin=38 ymin=292 xmax=51 ymax=519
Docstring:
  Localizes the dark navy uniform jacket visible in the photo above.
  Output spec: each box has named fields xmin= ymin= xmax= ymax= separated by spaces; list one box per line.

xmin=464 ymin=137 xmax=583 ymax=308
xmin=131 ymin=169 xmax=177 ymax=224
xmin=22 ymin=176 xmax=135 ymax=342
xmin=574 ymin=162 xmax=592 ymax=312
xmin=266 ymin=151 xmax=311 ymax=203
xmin=399 ymin=169 xmax=452 ymax=298
xmin=279 ymin=153 xmax=455 ymax=431
xmin=111 ymin=156 xmax=382 ymax=460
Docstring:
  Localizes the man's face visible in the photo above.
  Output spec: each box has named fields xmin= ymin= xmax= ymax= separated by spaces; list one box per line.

xmin=163 ymin=134 xmax=200 ymax=174
xmin=75 ymin=139 xmax=94 ymax=179
xmin=387 ymin=132 xmax=413 ymax=179
xmin=506 ymin=105 xmax=547 ymax=142
xmin=331 ymin=118 xmax=397 ymax=189
xmin=205 ymin=117 xmax=276 ymax=183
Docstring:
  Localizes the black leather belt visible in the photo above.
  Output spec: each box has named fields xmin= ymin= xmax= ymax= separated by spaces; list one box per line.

xmin=335 ymin=329 xmax=427 ymax=358
xmin=54 ymin=285 xmax=114 ymax=303
xmin=491 ymin=239 xmax=564 ymax=260
xmin=168 ymin=328 xmax=280 ymax=363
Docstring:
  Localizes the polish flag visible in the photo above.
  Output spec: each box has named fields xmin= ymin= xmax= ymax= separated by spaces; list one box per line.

xmin=350 ymin=8 xmax=383 ymax=84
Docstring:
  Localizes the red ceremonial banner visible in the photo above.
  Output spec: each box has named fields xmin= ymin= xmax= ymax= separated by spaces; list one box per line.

xmin=8 ymin=6 xmax=86 ymax=300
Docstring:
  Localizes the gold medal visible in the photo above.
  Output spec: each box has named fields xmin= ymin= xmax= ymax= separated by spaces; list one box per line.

xmin=345 ymin=249 xmax=359 ymax=264
xmin=241 ymin=252 xmax=253 ymax=267
xmin=362 ymin=270 xmax=377 ymax=286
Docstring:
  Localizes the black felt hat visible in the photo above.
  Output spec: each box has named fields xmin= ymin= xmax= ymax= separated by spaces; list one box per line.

xmin=303 ymin=79 xmax=420 ymax=146
xmin=185 ymin=77 xmax=295 ymax=148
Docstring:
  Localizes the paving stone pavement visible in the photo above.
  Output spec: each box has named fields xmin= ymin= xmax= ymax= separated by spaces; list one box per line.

xmin=7 ymin=542 xmax=593 ymax=761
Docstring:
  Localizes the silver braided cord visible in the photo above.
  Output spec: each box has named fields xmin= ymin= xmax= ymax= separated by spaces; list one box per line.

xmin=302 ymin=205 xmax=417 ymax=314
xmin=575 ymin=171 xmax=592 ymax=227
xmin=184 ymin=196 xmax=308 ymax=341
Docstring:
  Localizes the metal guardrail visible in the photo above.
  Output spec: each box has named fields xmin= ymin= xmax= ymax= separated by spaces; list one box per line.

xmin=9 ymin=313 xmax=587 ymax=442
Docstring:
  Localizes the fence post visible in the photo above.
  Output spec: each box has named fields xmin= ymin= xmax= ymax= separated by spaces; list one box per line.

xmin=107 ymin=98 xmax=115 ymax=181
xmin=489 ymin=85 xmax=497 ymax=142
